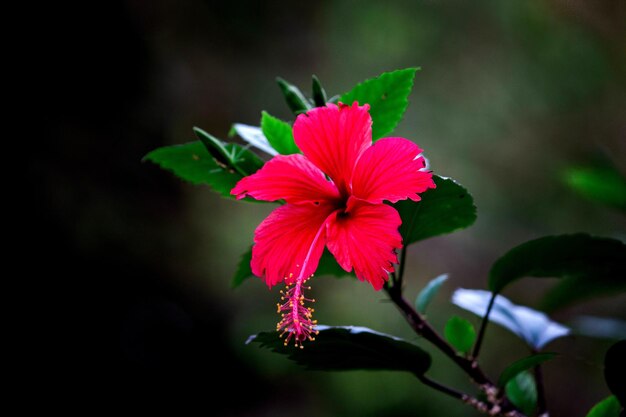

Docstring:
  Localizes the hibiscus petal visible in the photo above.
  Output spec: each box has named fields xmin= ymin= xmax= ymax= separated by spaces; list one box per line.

xmin=293 ymin=103 xmax=372 ymax=196
xmin=252 ymin=203 xmax=335 ymax=288
xmin=231 ymin=154 xmax=340 ymax=204
xmin=351 ymin=137 xmax=436 ymax=204
xmin=326 ymin=198 xmax=402 ymax=290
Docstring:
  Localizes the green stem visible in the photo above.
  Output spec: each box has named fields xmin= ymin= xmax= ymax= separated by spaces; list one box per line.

xmin=397 ymin=245 xmax=408 ymax=287
xmin=533 ymin=351 xmax=549 ymax=417
xmin=472 ymin=292 xmax=496 ymax=359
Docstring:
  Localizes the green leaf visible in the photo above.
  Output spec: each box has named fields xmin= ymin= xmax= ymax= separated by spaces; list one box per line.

xmin=145 ymin=127 xmax=265 ymax=198
xmin=340 ymin=68 xmax=418 ymax=140
xmin=488 ymin=234 xmax=626 ymax=309
xmin=277 ymin=77 xmax=312 ymax=115
xmin=498 ymin=353 xmax=557 ymax=387
xmin=248 ymin=325 xmax=432 ymax=375
xmin=506 ymin=371 xmax=537 ymax=416
xmin=193 ymin=127 xmax=265 ymax=177
xmin=144 ymin=141 xmax=240 ymax=197
xmin=444 ymin=316 xmax=476 ymax=354
xmin=311 ymin=75 xmax=328 ymax=107
xmin=232 ymin=247 xmax=253 ymax=288
xmin=192 ymin=127 xmax=233 ymax=168
xmin=585 ymin=396 xmax=621 ymax=417
xmin=393 ymin=176 xmax=477 ymax=246
xmin=604 ymin=340 xmax=626 ymax=409
xmin=231 ymin=247 xmax=351 ymax=288
xmin=260 ymin=111 xmax=299 ymax=155
xmin=564 ymin=166 xmax=626 ymax=212
xmin=415 ymin=274 xmax=449 ymax=313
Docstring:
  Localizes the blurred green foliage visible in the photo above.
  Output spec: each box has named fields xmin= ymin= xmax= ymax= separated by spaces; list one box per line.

xmin=564 ymin=165 xmax=626 ymax=212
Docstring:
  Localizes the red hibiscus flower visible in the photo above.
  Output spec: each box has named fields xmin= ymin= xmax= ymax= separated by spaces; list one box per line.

xmin=232 ymin=102 xmax=435 ymax=346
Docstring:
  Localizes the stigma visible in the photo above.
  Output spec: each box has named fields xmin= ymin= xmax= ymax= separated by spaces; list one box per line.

xmin=276 ymin=273 xmax=319 ymax=348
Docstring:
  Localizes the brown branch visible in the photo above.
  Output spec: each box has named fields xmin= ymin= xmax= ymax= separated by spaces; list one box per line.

xmin=414 ymin=374 xmax=526 ymax=417
xmin=415 ymin=373 xmax=466 ymax=400
xmin=385 ymin=283 xmax=491 ymax=385
xmin=384 ymin=283 xmax=524 ymax=416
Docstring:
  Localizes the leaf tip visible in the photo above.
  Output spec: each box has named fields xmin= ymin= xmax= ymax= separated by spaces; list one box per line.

xmin=245 ymin=333 xmax=259 ymax=345
xmin=275 ymin=76 xmax=288 ymax=88
xmin=141 ymin=150 xmax=154 ymax=163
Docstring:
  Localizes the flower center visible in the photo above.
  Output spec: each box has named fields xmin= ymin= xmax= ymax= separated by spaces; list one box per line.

xmin=333 ymin=196 xmax=350 ymax=219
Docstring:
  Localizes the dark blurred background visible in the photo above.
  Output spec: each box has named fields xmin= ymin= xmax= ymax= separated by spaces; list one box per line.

xmin=36 ymin=0 xmax=625 ymax=415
